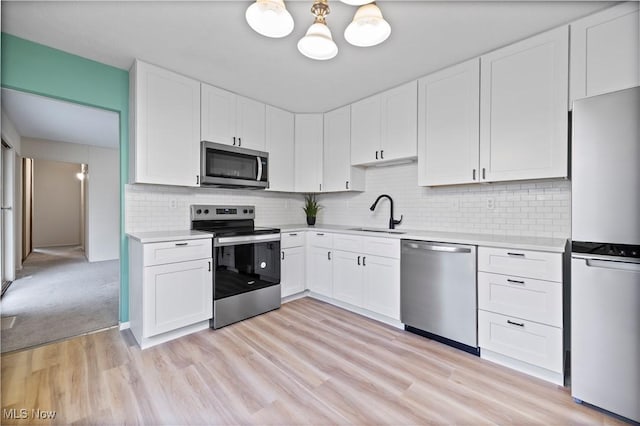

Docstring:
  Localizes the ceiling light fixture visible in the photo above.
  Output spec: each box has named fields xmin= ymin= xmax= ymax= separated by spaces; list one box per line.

xmin=297 ymin=0 xmax=338 ymax=60
xmin=246 ymin=0 xmax=295 ymax=38
xmin=245 ymin=0 xmax=391 ymax=60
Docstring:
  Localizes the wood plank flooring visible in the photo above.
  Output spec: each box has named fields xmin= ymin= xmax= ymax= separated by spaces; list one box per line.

xmin=0 ymin=298 xmax=626 ymax=425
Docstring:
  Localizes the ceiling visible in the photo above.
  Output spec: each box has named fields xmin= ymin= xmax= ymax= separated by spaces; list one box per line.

xmin=2 ymin=1 xmax=612 ymax=113
xmin=1 ymin=88 xmax=120 ymax=149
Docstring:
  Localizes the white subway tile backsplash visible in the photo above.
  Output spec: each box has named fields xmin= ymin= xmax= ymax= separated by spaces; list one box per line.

xmin=125 ymin=162 xmax=571 ymax=238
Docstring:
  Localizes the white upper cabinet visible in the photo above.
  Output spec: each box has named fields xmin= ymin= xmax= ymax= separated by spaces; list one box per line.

xmin=294 ymin=113 xmax=324 ymax=193
xmin=351 ymin=81 xmax=418 ymax=166
xmin=200 ymin=83 xmax=266 ymax=151
xmin=323 ymin=105 xmax=364 ymax=192
xmin=480 ymin=27 xmax=569 ymax=183
xmin=418 ymin=58 xmax=480 ymax=186
xmin=265 ymin=106 xmax=295 ymax=192
xmin=570 ymin=2 xmax=640 ymax=106
xmin=130 ymin=60 xmax=200 ymax=187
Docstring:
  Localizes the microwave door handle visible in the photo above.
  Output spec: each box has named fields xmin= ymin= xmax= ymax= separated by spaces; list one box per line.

xmin=257 ymin=156 xmax=263 ymax=181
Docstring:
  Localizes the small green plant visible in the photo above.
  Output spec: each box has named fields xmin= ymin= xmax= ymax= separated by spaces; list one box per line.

xmin=303 ymin=193 xmax=322 ymax=217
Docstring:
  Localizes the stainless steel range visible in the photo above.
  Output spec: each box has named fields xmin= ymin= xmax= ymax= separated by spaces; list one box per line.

xmin=190 ymin=205 xmax=281 ymax=329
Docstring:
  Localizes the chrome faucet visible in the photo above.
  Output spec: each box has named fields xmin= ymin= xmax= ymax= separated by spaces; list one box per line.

xmin=369 ymin=194 xmax=403 ymax=229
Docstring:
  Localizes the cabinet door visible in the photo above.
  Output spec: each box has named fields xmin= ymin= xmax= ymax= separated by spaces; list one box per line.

xmin=381 ymin=81 xmax=418 ymax=162
xmin=362 ymin=255 xmax=400 ymax=320
xmin=236 ymin=96 xmax=266 ymax=151
xmin=480 ymin=27 xmax=568 ymax=182
xmin=143 ymin=258 xmax=213 ymax=337
xmin=307 ymin=246 xmax=332 ymax=297
xmin=332 ymin=250 xmax=363 ymax=308
xmin=265 ymin=106 xmax=295 ymax=192
xmin=200 ymin=83 xmax=237 ymax=146
xmin=294 ymin=114 xmax=324 ymax=193
xmin=132 ymin=60 xmax=200 ymax=186
xmin=570 ymin=3 xmax=639 ymax=105
xmin=281 ymin=246 xmax=305 ymax=298
xmin=350 ymin=95 xmax=381 ymax=166
xmin=418 ymin=59 xmax=480 ymax=186
xmin=323 ymin=106 xmax=363 ymax=192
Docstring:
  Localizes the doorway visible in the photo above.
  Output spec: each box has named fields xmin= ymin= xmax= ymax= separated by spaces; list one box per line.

xmin=0 ymin=89 xmax=120 ymax=352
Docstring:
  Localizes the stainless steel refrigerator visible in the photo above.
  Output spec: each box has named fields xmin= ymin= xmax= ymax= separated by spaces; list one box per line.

xmin=571 ymin=86 xmax=640 ymax=423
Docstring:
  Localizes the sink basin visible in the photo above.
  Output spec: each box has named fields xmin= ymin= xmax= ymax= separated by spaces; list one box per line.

xmin=348 ymin=227 xmax=406 ymax=234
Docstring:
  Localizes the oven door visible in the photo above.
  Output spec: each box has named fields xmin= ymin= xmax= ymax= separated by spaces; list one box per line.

xmin=200 ymin=141 xmax=268 ymax=188
xmin=214 ymin=234 xmax=281 ymax=300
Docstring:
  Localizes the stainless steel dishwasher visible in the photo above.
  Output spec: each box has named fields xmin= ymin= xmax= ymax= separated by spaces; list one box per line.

xmin=401 ymin=240 xmax=478 ymax=355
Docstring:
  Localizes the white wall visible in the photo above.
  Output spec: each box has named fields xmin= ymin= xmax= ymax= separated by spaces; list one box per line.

xmin=21 ymin=137 xmax=119 ymax=261
xmin=1 ymin=109 xmax=22 ymax=155
xmin=126 ymin=185 xmax=305 ymax=232
xmin=317 ymin=162 xmax=570 ymax=239
xmin=126 ymin=162 xmax=570 ymax=239
xmin=32 ymin=159 xmax=82 ymax=247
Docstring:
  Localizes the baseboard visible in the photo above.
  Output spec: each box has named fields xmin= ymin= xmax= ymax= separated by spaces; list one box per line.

xmin=282 ymin=290 xmax=309 ymax=304
xmin=119 ymin=321 xmax=131 ymax=330
xmin=481 ymin=348 xmax=565 ymax=386
xmin=307 ymin=292 xmax=404 ymax=330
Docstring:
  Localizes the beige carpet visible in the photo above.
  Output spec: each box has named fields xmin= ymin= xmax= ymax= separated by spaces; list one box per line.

xmin=0 ymin=246 xmax=119 ymax=353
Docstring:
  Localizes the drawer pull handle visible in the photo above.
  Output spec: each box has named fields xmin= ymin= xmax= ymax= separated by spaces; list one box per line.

xmin=357 ymin=256 xmax=361 ymax=265
xmin=288 ymin=233 xmax=298 ymax=236
xmin=281 ymin=251 xmax=285 ymax=260
xmin=328 ymin=251 xmax=331 ymax=260
xmin=507 ymin=252 xmax=525 ymax=257
xmin=316 ymin=233 xmax=325 ymax=236
xmin=208 ymin=261 xmax=211 ymax=272
xmin=362 ymin=256 xmax=366 ymax=266
xmin=175 ymin=242 xmax=188 ymax=246
xmin=507 ymin=320 xmax=524 ymax=327
xmin=507 ymin=278 xmax=525 ymax=285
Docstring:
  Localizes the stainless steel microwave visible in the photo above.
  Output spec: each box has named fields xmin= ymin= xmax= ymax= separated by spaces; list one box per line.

xmin=200 ymin=141 xmax=268 ymax=189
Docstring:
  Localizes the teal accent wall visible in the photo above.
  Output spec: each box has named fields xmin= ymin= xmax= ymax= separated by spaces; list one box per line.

xmin=1 ymin=33 xmax=130 ymax=322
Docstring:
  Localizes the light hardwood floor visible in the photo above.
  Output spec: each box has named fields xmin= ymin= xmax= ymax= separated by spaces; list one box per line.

xmin=1 ymin=298 xmax=625 ymax=425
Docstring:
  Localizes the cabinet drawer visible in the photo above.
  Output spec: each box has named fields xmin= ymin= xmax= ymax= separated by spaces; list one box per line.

xmin=333 ymin=234 xmax=363 ymax=252
xmin=362 ymin=236 xmax=400 ymax=259
xmin=478 ymin=310 xmax=563 ymax=373
xmin=478 ymin=272 xmax=562 ymax=327
xmin=478 ymin=247 xmax=562 ymax=282
xmin=281 ymin=231 xmax=305 ymax=249
xmin=307 ymin=232 xmax=333 ymax=248
xmin=143 ymin=238 xmax=212 ymax=266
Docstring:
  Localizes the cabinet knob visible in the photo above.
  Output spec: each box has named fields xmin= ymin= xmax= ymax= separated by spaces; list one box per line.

xmin=346 ymin=181 xmax=349 ymax=190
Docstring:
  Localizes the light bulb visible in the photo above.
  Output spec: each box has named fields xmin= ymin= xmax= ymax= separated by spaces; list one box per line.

xmin=246 ymin=0 xmax=294 ymax=38
xmin=344 ymin=3 xmax=391 ymax=47
xmin=297 ymin=22 xmax=338 ymax=60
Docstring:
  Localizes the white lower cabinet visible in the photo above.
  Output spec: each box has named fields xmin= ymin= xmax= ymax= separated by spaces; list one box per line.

xmin=129 ymin=236 xmax=213 ymax=349
xmin=362 ymin=255 xmax=400 ymax=320
xmin=281 ymin=246 xmax=305 ymax=298
xmin=477 ymin=246 xmax=565 ymax=385
xmin=332 ymin=250 xmax=364 ymax=307
xmin=307 ymin=246 xmax=333 ymax=298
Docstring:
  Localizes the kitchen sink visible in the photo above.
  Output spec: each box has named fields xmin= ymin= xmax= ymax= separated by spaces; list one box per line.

xmin=348 ymin=227 xmax=406 ymax=234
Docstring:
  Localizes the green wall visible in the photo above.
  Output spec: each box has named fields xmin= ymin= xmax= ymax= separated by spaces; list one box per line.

xmin=1 ymin=33 xmax=130 ymax=322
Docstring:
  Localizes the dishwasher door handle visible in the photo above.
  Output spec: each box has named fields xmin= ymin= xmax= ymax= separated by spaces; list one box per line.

xmin=405 ymin=243 xmax=471 ymax=253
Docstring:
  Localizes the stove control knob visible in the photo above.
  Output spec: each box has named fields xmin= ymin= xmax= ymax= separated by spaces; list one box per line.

xmin=196 ymin=209 xmax=202 ymax=215
xmin=249 ymin=209 xmax=254 ymax=213
xmin=243 ymin=209 xmax=248 ymax=214
xmin=204 ymin=209 xmax=210 ymax=214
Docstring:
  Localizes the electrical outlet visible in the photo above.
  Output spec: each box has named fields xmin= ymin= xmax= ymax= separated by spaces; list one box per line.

xmin=486 ymin=197 xmax=495 ymax=210
xmin=169 ymin=199 xmax=177 ymax=209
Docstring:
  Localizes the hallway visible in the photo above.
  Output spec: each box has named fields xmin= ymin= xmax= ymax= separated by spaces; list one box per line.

xmin=0 ymin=246 xmax=118 ymax=353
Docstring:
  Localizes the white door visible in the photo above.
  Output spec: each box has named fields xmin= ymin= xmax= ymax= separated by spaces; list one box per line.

xmin=236 ymin=96 xmax=266 ymax=151
xmin=350 ymin=95 xmax=380 ymax=166
xmin=265 ymin=106 xmax=295 ymax=192
xmin=133 ymin=60 xmax=200 ymax=186
xmin=201 ymin=83 xmax=237 ymax=145
xmin=332 ymin=250 xmax=363 ymax=307
xmin=307 ymin=246 xmax=332 ymax=297
xmin=570 ymin=2 xmax=640 ymax=105
xmin=281 ymin=246 xmax=305 ymax=298
xmin=381 ymin=81 xmax=418 ymax=162
xmin=1 ymin=141 xmax=16 ymax=290
xmin=480 ymin=27 xmax=569 ymax=182
xmin=323 ymin=105 xmax=351 ymax=192
xmin=362 ymin=255 xmax=400 ymax=319
xmin=294 ymin=114 xmax=323 ymax=193
xmin=418 ymin=59 xmax=480 ymax=186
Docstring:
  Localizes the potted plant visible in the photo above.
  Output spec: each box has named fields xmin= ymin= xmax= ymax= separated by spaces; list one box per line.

xmin=303 ymin=193 xmax=322 ymax=226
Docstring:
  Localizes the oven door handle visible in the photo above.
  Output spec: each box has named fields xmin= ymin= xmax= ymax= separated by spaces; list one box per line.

xmin=215 ymin=234 xmax=281 ymax=246
xmin=257 ymin=156 xmax=263 ymax=182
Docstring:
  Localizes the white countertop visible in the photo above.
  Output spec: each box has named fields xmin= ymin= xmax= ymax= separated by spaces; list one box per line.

xmin=277 ymin=224 xmax=567 ymax=253
xmin=127 ymin=230 xmax=213 ymax=244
